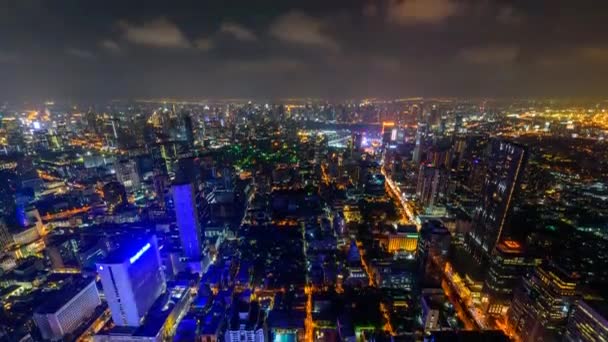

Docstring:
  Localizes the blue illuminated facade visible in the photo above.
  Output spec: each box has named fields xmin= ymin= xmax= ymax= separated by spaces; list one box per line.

xmin=129 ymin=242 xmax=151 ymax=264
xmin=172 ymin=182 xmax=203 ymax=260
xmin=96 ymin=235 xmax=166 ymax=327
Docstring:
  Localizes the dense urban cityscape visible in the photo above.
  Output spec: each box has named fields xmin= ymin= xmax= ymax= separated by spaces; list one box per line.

xmin=2 ymin=0 xmax=608 ymax=341
xmin=0 ymin=98 xmax=606 ymax=342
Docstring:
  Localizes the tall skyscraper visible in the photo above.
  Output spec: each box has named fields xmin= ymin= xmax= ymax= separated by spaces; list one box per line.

xmin=110 ymin=117 xmax=118 ymax=138
xmin=412 ymin=122 xmax=427 ymax=164
xmin=508 ymin=262 xmax=579 ymax=342
xmin=96 ymin=235 xmax=166 ymax=327
xmin=426 ymin=142 xmax=452 ymax=169
xmin=153 ymin=169 xmax=169 ymax=209
xmin=172 ymin=182 xmax=203 ymax=260
xmin=416 ymin=164 xmax=447 ymax=210
xmin=183 ymin=113 xmax=195 ymax=147
xmin=468 ymin=140 xmax=527 ymax=259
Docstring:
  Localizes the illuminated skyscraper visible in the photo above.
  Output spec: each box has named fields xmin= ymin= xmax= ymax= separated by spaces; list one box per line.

xmin=468 ymin=140 xmax=527 ymax=259
xmin=96 ymin=235 xmax=166 ymax=327
xmin=482 ymin=240 xmax=540 ymax=316
xmin=412 ymin=123 xmax=427 ymax=164
xmin=508 ymin=262 xmax=578 ymax=342
xmin=564 ymin=300 xmax=608 ymax=342
xmin=172 ymin=182 xmax=203 ymax=260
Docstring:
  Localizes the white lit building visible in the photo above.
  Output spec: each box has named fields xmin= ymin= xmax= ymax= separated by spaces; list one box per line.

xmin=33 ymin=277 xmax=101 ymax=340
xmin=96 ymin=235 xmax=166 ymax=327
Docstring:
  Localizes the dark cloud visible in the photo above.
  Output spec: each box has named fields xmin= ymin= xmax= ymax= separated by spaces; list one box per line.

xmin=194 ymin=38 xmax=214 ymax=51
xmin=66 ymin=47 xmax=97 ymax=60
xmin=223 ymin=58 xmax=305 ymax=73
xmin=117 ymin=17 xmax=190 ymax=48
xmin=496 ymin=6 xmax=524 ymax=26
xmin=387 ymin=0 xmax=461 ymax=24
xmin=458 ymin=45 xmax=520 ymax=65
xmin=219 ymin=22 xmax=258 ymax=42
xmin=99 ymin=39 xmax=122 ymax=54
xmin=0 ymin=0 xmax=608 ymax=100
xmin=269 ymin=11 xmax=340 ymax=52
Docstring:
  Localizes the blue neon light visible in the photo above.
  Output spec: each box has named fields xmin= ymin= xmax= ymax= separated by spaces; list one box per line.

xmin=129 ymin=243 xmax=151 ymax=264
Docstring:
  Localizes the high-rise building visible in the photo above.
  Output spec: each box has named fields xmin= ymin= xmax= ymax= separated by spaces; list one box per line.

xmin=508 ymin=262 xmax=578 ymax=342
xmin=352 ymin=133 xmax=363 ymax=151
xmin=468 ymin=140 xmax=527 ymax=259
xmin=482 ymin=240 xmax=541 ymax=316
xmin=85 ymin=110 xmax=99 ymax=134
xmin=111 ymin=117 xmax=119 ymax=140
xmin=225 ymin=300 xmax=266 ymax=342
xmin=416 ymin=164 xmax=447 ymax=209
xmin=102 ymin=181 xmax=128 ymax=212
xmin=426 ymin=142 xmax=452 ymax=169
xmin=96 ymin=235 xmax=166 ymax=327
xmin=412 ymin=122 xmax=428 ymax=164
xmin=143 ymin=123 xmax=157 ymax=149
xmin=114 ymin=159 xmax=140 ymax=190
xmin=453 ymin=113 xmax=463 ymax=136
xmin=183 ymin=114 xmax=195 ymax=147
xmin=33 ymin=277 xmax=101 ymax=340
xmin=364 ymin=173 xmax=386 ymax=198
xmin=153 ymin=169 xmax=169 ymax=208
xmin=564 ymin=300 xmax=608 ymax=342
xmin=345 ymin=240 xmax=369 ymax=287
xmin=429 ymin=105 xmax=440 ymax=128
xmin=421 ymin=292 xmax=445 ymax=332
xmin=45 ymin=235 xmax=81 ymax=270
xmin=172 ymin=182 xmax=203 ymax=260
xmin=417 ymin=220 xmax=451 ymax=287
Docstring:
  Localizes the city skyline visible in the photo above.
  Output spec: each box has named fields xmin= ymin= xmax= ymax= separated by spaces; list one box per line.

xmin=1 ymin=2 xmax=608 ymax=341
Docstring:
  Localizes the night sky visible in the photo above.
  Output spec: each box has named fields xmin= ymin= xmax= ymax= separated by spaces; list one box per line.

xmin=1 ymin=0 xmax=608 ymax=100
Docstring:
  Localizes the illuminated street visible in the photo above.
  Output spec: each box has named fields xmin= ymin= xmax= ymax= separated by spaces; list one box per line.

xmin=381 ymin=164 xmax=419 ymax=228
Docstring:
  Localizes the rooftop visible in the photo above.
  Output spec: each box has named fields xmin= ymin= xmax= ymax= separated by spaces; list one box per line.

xmin=495 ymin=239 xmax=524 ymax=254
xmin=133 ymin=285 xmax=189 ymax=337
xmin=97 ymin=284 xmax=190 ymax=338
xmin=450 ymin=246 xmax=485 ymax=282
xmin=34 ymin=277 xmax=96 ymax=314
xmin=98 ymin=235 xmax=154 ymax=264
